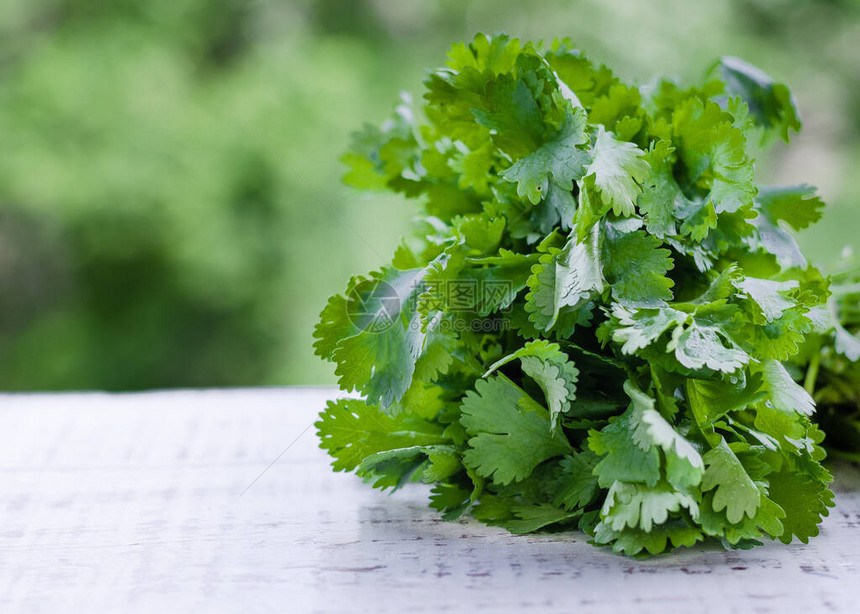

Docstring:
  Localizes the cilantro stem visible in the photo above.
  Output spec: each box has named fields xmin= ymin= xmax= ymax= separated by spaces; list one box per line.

xmin=804 ymin=352 xmax=820 ymax=395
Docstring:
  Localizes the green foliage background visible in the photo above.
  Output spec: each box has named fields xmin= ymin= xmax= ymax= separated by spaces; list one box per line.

xmin=0 ymin=0 xmax=857 ymax=390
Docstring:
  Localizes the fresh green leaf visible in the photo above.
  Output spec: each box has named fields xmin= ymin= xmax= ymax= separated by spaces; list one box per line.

xmin=501 ymin=107 xmax=591 ymax=204
xmin=700 ymin=439 xmax=761 ymax=523
xmin=460 ymin=376 xmax=573 ymax=485
xmin=583 ymin=126 xmax=650 ymax=216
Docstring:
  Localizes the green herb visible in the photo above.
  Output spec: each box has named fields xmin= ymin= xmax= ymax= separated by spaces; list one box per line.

xmin=793 ymin=257 xmax=860 ymax=462
xmin=314 ymin=34 xmax=835 ymax=555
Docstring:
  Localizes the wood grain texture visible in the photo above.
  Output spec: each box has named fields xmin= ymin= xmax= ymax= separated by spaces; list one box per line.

xmin=0 ymin=388 xmax=858 ymax=613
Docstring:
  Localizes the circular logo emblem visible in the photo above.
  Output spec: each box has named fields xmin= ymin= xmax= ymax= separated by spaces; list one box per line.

xmin=345 ymin=278 xmax=401 ymax=333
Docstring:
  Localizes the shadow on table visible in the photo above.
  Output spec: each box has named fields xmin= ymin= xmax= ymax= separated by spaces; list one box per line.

xmin=351 ymin=490 xmax=788 ymax=574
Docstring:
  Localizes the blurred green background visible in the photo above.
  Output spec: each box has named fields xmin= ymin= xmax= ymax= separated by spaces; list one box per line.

xmin=0 ymin=0 xmax=857 ymax=390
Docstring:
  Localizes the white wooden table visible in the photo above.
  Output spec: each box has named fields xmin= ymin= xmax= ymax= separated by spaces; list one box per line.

xmin=1 ymin=388 xmax=858 ymax=613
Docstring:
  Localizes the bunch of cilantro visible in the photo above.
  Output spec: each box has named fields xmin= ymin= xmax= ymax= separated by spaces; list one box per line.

xmin=314 ymin=34 xmax=836 ymax=555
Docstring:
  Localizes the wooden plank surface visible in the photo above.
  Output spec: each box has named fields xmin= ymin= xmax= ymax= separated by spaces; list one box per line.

xmin=0 ymin=388 xmax=858 ymax=613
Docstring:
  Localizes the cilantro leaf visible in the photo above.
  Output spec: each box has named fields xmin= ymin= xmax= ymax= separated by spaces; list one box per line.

xmin=485 ymin=339 xmax=579 ymax=429
xmin=668 ymin=321 xmax=749 ymax=373
xmin=583 ymin=126 xmax=650 ymax=216
xmin=767 ymin=471 xmax=833 ymax=544
xmin=524 ymin=226 xmax=604 ymax=330
xmin=626 ymin=381 xmax=705 ymax=490
xmin=504 ymin=503 xmax=581 ymax=534
xmin=605 ymin=304 xmax=687 ymax=354
xmin=593 ymin=520 xmax=703 ymax=556
xmin=637 ymin=140 xmax=687 ymax=237
xmin=602 ymin=223 xmax=675 ymax=307
xmin=737 ymin=277 xmax=799 ymax=322
xmin=357 ymin=445 xmax=460 ymax=489
xmin=756 ymin=185 xmax=825 ymax=231
xmin=685 ymin=372 xmax=766 ymax=426
xmin=601 ymin=481 xmax=699 ymax=533
xmin=552 ymin=452 xmax=600 ymax=510
xmin=589 ymin=409 xmax=661 ymax=488
xmin=757 ymin=359 xmax=815 ymax=416
xmin=316 ymin=399 xmax=447 ymax=472
xmin=501 ymin=107 xmax=591 ymax=204
xmin=472 ymin=74 xmax=546 ymax=158
xmin=460 ymin=376 xmax=573 ymax=485
xmin=327 ymin=268 xmax=433 ymax=407
xmin=714 ymin=56 xmax=801 ymax=144
xmin=700 ymin=439 xmax=761 ymax=523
